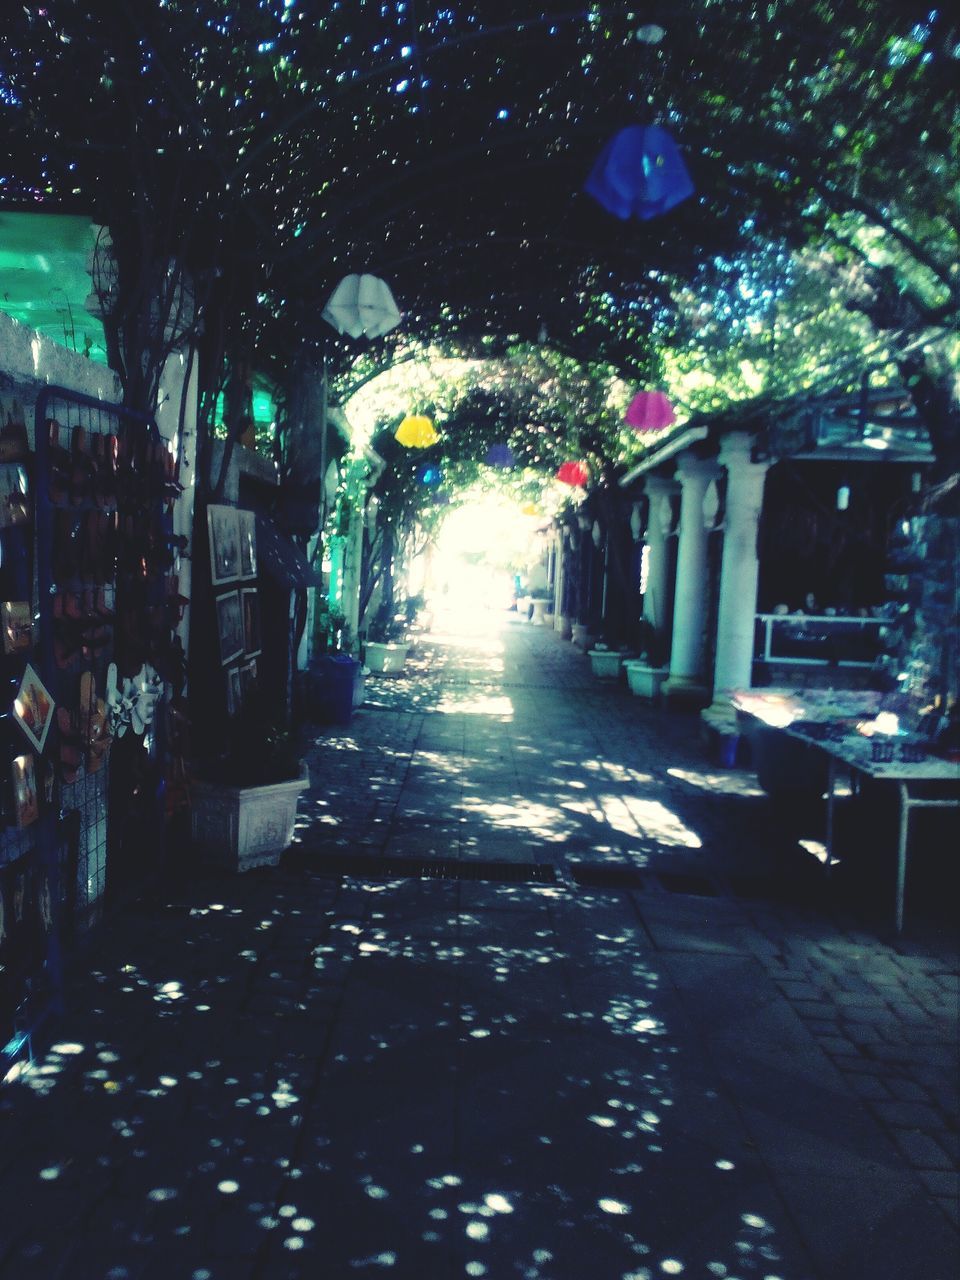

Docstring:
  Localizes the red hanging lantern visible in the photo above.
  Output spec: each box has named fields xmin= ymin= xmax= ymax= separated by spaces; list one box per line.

xmin=556 ymin=460 xmax=589 ymax=487
xmin=624 ymin=391 xmax=675 ymax=432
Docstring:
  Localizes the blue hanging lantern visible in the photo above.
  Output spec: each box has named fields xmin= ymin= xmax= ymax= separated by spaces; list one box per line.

xmin=584 ymin=125 xmax=694 ymax=220
xmin=485 ymin=443 xmax=515 ymax=468
xmin=417 ymin=463 xmax=442 ymax=487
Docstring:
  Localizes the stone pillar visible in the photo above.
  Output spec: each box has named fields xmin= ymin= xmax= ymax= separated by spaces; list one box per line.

xmin=640 ymin=476 xmax=677 ymax=635
xmin=663 ymin=455 xmax=719 ymax=703
xmin=711 ymin=432 xmax=770 ymax=703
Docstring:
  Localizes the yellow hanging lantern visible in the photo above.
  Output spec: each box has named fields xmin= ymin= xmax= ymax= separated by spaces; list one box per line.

xmin=395 ymin=414 xmax=438 ymax=448
xmin=520 ymin=502 xmax=541 ymax=516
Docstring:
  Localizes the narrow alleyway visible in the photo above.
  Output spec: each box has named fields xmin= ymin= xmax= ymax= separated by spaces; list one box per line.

xmin=1 ymin=609 xmax=957 ymax=1280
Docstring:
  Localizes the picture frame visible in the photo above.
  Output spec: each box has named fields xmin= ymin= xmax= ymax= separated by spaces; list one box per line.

xmin=13 ymin=663 xmax=55 ymax=754
xmin=238 ymin=508 xmax=258 ymax=579
xmin=12 ymin=754 xmax=39 ymax=829
xmin=207 ymin=504 xmax=241 ymax=586
xmin=241 ymin=587 xmax=262 ymax=659
xmin=239 ymin=659 xmax=258 ymax=696
xmin=215 ymin=591 xmax=245 ymax=666
xmin=2 ymin=601 xmax=33 ymax=655
xmin=226 ymin=665 xmax=243 ymax=716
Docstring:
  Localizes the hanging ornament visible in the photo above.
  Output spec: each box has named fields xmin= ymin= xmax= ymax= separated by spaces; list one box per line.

xmin=485 ymin=443 xmax=515 ymax=469
xmin=624 ymin=390 xmax=676 ymax=432
xmin=321 ymin=273 xmax=401 ymax=338
xmin=584 ymin=125 xmax=694 ymax=220
xmin=395 ymin=414 xmax=438 ymax=448
xmin=556 ymin=460 xmax=589 ymax=487
xmin=520 ymin=502 xmax=541 ymax=516
xmin=635 ymin=24 xmax=666 ymax=43
xmin=417 ymin=463 xmax=442 ymax=487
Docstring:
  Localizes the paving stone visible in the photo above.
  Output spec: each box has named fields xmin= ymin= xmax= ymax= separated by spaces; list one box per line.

xmin=4 ymin=618 xmax=959 ymax=1280
xmin=890 ymin=1129 xmax=955 ymax=1170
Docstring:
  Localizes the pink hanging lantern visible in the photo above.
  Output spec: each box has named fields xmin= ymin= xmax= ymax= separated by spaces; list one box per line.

xmin=556 ymin=460 xmax=589 ymax=487
xmin=624 ymin=391 xmax=675 ymax=432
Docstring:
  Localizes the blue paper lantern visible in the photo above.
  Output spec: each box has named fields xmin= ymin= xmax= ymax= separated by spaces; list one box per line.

xmin=485 ymin=443 xmax=515 ymax=468
xmin=585 ymin=125 xmax=694 ymax=220
xmin=417 ymin=463 xmax=442 ymax=487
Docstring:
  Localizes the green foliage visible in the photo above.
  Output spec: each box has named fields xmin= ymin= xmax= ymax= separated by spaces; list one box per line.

xmin=211 ymin=684 xmax=301 ymax=787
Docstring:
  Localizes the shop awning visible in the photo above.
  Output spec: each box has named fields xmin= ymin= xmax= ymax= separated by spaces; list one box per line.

xmin=255 ymin=515 xmax=323 ymax=588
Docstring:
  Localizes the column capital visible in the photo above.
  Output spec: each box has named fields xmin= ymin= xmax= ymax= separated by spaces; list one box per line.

xmin=718 ymin=430 xmax=769 ymax=475
xmin=674 ymin=452 xmax=720 ymax=486
xmin=642 ymin=474 xmax=679 ymax=500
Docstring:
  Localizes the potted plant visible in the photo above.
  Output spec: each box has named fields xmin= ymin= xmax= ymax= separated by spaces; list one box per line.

xmin=588 ymin=639 xmax=632 ymax=679
xmin=190 ymin=686 xmax=309 ymax=871
xmin=624 ymin=622 xmax=670 ymax=700
xmin=529 ymin=589 xmax=552 ymax=626
xmin=364 ymin=609 xmax=410 ymax=674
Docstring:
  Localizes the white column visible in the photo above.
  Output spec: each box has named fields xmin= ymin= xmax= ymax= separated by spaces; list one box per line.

xmin=640 ymin=476 xmax=677 ymax=635
xmin=711 ymin=432 xmax=770 ymax=703
xmin=155 ymin=346 xmax=198 ymax=665
xmin=663 ymin=454 xmax=719 ymax=702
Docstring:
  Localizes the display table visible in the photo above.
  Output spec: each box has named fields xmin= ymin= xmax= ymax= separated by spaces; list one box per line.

xmin=732 ymin=689 xmax=960 ymax=932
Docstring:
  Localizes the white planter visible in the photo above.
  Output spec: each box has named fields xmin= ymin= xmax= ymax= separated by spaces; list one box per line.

xmin=530 ymin=599 xmax=549 ymax=625
xmin=365 ymin=641 xmax=409 ymax=673
xmin=517 ymin=595 xmax=532 ymax=620
xmin=588 ymin=649 xmax=624 ymax=679
xmin=191 ymin=762 xmax=310 ymax=872
xmin=554 ymin=613 xmax=572 ymax=639
xmin=624 ymin=661 xmax=669 ymax=701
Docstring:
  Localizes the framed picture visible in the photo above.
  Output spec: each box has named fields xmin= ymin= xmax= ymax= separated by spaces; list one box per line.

xmin=238 ymin=509 xmax=257 ymax=579
xmin=2 ymin=601 xmax=33 ymax=655
xmin=13 ymin=663 xmax=55 ymax=753
xmin=239 ymin=659 xmax=258 ymax=697
xmin=207 ymin=504 xmax=241 ymax=586
xmin=241 ymin=587 xmax=262 ymax=659
xmin=226 ymin=665 xmax=243 ymax=716
xmin=215 ymin=591 xmax=245 ymax=666
xmin=12 ymin=754 xmax=39 ymax=828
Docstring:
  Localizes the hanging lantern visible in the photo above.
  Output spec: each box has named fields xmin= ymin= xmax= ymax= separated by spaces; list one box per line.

xmin=485 ymin=443 xmax=515 ymax=468
xmin=584 ymin=124 xmax=694 ymax=220
xmin=625 ymin=390 xmax=676 ymax=432
xmin=417 ymin=463 xmax=442 ymax=487
xmin=395 ymin=414 xmax=438 ymax=448
xmin=556 ymin=460 xmax=589 ymax=487
xmin=321 ymin=273 xmax=401 ymax=339
xmin=520 ymin=502 xmax=540 ymax=516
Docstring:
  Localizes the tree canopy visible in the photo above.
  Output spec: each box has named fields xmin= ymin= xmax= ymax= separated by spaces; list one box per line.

xmin=2 ymin=2 xmax=956 ymax=474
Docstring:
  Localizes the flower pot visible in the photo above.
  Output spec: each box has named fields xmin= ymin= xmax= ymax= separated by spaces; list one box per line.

xmin=365 ymin=641 xmax=409 ymax=673
xmin=517 ymin=595 xmax=533 ymax=620
xmin=530 ymin=599 xmax=549 ymax=625
xmin=588 ymin=649 xmax=624 ymax=679
xmin=623 ymin=661 xmax=668 ymax=701
xmin=190 ymin=762 xmax=310 ymax=872
xmin=571 ymin=623 xmax=595 ymax=649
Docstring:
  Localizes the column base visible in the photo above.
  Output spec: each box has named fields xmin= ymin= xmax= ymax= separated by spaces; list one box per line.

xmin=662 ymin=676 xmax=710 ymax=710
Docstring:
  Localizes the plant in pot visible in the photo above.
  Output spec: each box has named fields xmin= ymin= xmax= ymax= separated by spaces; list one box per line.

xmin=528 ymin=588 xmax=552 ymax=626
xmin=190 ymin=684 xmax=309 ymax=871
xmin=364 ymin=608 xmax=410 ymax=674
xmin=588 ymin=634 xmax=633 ymax=679
xmin=624 ymin=621 xmax=670 ymax=700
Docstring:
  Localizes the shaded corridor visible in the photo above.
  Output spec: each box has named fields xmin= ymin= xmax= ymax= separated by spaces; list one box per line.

xmin=1 ymin=609 xmax=957 ymax=1280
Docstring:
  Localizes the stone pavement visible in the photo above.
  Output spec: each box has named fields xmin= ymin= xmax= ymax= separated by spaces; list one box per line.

xmin=1 ymin=607 xmax=957 ymax=1280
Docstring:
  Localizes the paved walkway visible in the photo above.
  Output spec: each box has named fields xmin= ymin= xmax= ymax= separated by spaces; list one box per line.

xmin=1 ymin=608 xmax=957 ymax=1280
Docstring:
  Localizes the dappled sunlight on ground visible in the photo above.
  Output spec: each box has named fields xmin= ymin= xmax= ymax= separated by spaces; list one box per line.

xmin=2 ymin=612 xmax=957 ymax=1277
xmin=667 ymin=767 xmax=766 ymax=799
xmin=1 ymin=871 xmax=807 ymax=1277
